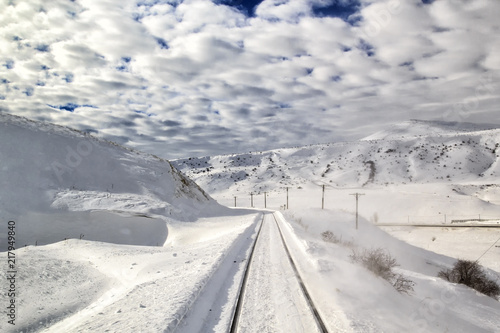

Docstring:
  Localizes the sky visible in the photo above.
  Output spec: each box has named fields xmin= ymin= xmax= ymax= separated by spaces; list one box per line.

xmin=0 ymin=0 xmax=499 ymax=159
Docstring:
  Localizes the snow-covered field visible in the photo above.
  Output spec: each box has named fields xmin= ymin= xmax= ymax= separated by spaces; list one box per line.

xmin=1 ymin=114 xmax=500 ymax=332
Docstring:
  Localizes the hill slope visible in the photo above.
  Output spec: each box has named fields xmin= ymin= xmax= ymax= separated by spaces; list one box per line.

xmin=0 ymin=112 xmax=221 ymax=247
xmin=172 ymin=120 xmax=500 ymax=194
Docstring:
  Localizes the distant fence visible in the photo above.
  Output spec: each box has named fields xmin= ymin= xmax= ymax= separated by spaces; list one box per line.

xmin=381 ymin=215 xmax=500 ymax=225
xmin=451 ymin=219 xmax=500 ymax=224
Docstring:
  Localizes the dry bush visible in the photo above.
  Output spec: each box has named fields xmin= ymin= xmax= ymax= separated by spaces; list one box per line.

xmin=321 ymin=230 xmax=340 ymax=244
xmin=438 ymin=259 xmax=500 ymax=300
xmin=350 ymin=247 xmax=415 ymax=294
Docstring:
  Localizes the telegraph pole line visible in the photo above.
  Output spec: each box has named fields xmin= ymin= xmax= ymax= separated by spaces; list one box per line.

xmin=350 ymin=193 xmax=365 ymax=230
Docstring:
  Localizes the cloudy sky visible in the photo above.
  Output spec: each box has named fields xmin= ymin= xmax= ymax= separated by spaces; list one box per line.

xmin=1 ymin=0 xmax=499 ymax=159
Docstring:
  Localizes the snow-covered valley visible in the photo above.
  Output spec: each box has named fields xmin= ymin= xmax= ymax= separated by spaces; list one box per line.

xmin=1 ymin=114 xmax=500 ymax=332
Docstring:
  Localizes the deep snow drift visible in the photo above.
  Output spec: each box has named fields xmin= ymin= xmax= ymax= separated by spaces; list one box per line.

xmin=0 ymin=112 xmax=222 ymax=247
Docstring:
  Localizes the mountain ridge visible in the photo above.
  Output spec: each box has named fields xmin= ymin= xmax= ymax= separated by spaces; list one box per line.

xmin=172 ymin=120 xmax=500 ymax=195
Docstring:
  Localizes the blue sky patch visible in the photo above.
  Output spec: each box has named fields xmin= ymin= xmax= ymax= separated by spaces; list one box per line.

xmin=4 ymin=60 xmax=14 ymax=69
xmin=155 ymin=37 xmax=169 ymax=49
xmin=64 ymin=73 xmax=74 ymax=83
xmin=358 ymin=39 xmax=375 ymax=57
xmin=312 ymin=0 xmax=361 ymax=21
xmin=134 ymin=110 xmax=156 ymax=117
xmin=217 ymin=0 xmax=263 ymax=16
xmin=48 ymin=103 xmax=98 ymax=112
xmin=35 ymin=44 xmax=50 ymax=52
xmin=24 ymin=87 xmax=34 ymax=97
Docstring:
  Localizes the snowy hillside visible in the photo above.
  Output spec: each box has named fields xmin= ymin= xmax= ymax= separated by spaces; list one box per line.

xmin=0 ymin=112 xmax=221 ymax=247
xmin=172 ymin=120 xmax=500 ymax=195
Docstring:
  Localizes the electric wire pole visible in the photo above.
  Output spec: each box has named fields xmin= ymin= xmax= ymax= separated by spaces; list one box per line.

xmin=250 ymin=193 xmax=254 ymax=208
xmin=350 ymin=193 xmax=365 ymax=230
xmin=322 ymin=185 xmax=325 ymax=209
xmin=264 ymin=192 xmax=267 ymax=208
xmin=286 ymin=187 xmax=289 ymax=209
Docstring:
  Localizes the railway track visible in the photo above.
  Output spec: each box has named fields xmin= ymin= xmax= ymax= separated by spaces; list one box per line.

xmin=229 ymin=212 xmax=329 ymax=333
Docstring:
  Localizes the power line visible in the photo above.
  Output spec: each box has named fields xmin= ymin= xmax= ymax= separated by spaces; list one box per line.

xmin=475 ymin=235 xmax=500 ymax=263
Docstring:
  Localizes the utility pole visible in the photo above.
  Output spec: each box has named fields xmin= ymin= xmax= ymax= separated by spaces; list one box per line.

xmin=286 ymin=187 xmax=289 ymax=209
xmin=350 ymin=193 xmax=365 ymax=230
xmin=250 ymin=193 xmax=254 ymax=208
xmin=322 ymin=185 xmax=325 ymax=209
xmin=234 ymin=196 xmax=237 ymax=207
xmin=264 ymin=192 xmax=267 ymax=208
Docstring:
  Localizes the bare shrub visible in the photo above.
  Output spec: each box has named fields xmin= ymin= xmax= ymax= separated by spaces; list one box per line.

xmin=350 ymin=247 xmax=414 ymax=294
xmin=350 ymin=248 xmax=397 ymax=281
xmin=321 ymin=231 xmax=340 ymax=243
xmin=393 ymin=274 xmax=415 ymax=295
xmin=438 ymin=259 xmax=500 ymax=300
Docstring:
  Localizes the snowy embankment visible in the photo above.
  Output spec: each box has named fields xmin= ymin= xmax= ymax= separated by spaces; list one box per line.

xmin=0 ymin=112 xmax=237 ymax=332
xmin=0 ymin=112 xmax=222 ymax=247
xmin=277 ymin=209 xmax=500 ymax=332
xmin=1 ymin=213 xmax=260 ymax=333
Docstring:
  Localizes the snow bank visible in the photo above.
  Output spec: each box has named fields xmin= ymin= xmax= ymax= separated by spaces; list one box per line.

xmin=278 ymin=209 xmax=500 ymax=332
xmin=0 ymin=113 xmax=223 ymax=248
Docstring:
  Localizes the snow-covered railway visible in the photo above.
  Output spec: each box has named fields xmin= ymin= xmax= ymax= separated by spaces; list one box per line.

xmin=229 ymin=213 xmax=328 ymax=333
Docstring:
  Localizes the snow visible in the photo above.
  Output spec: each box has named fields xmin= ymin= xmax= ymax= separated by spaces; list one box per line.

xmin=1 ymin=114 xmax=500 ymax=332
xmin=380 ymin=226 xmax=500 ymax=273
xmin=278 ymin=209 xmax=500 ymax=332
xmin=0 ymin=112 xmax=222 ymax=246
xmin=236 ymin=214 xmax=322 ymax=333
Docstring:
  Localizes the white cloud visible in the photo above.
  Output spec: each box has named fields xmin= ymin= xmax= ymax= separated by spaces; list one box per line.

xmin=1 ymin=0 xmax=499 ymax=159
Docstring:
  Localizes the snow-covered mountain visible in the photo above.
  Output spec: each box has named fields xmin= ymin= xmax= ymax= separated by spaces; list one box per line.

xmin=172 ymin=119 xmax=500 ymax=195
xmin=0 ymin=112 xmax=221 ymax=247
